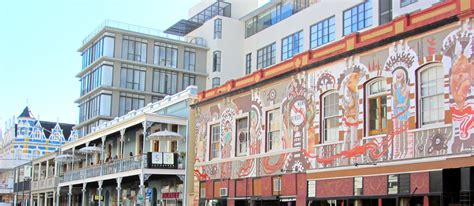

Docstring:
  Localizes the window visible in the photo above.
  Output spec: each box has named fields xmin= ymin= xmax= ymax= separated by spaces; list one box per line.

xmin=266 ymin=109 xmax=281 ymax=151
xmin=246 ymin=53 xmax=252 ymax=75
xmin=245 ymin=17 xmax=257 ymax=38
xmin=419 ymin=64 xmax=444 ymax=126
xmin=379 ymin=0 xmax=392 ymax=24
xmin=121 ymin=36 xmax=147 ymax=63
xmin=119 ymin=93 xmax=145 ymax=116
xmin=367 ymin=79 xmax=388 ymax=135
xmin=281 ymin=30 xmax=303 ymax=61
xmin=310 ymin=16 xmax=336 ymax=48
xmin=81 ymin=36 xmax=115 ymax=69
xmin=154 ymin=42 xmax=178 ymax=68
xmin=182 ymin=74 xmax=196 ymax=89
xmin=80 ymin=64 xmax=113 ymax=96
xmin=79 ymin=94 xmax=112 ymax=123
xmin=401 ymin=0 xmax=417 ymax=7
xmin=257 ymin=43 xmax=276 ymax=69
xmin=322 ymin=92 xmax=339 ymax=143
xmin=236 ymin=117 xmax=249 ymax=156
xmin=210 ymin=124 xmax=220 ymax=160
xmin=120 ymin=65 xmax=146 ymax=91
xmin=212 ymin=77 xmax=220 ymax=88
xmin=343 ymin=0 xmax=373 ymax=35
xmin=214 ymin=18 xmax=222 ymax=39
xmin=213 ymin=51 xmax=221 ymax=72
xmin=152 ymin=69 xmax=178 ymax=94
xmin=170 ymin=141 xmax=178 ymax=153
xmin=184 ymin=48 xmax=196 ymax=71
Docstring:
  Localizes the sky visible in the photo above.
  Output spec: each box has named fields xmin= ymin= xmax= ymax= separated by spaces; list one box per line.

xmin=0 ymin=0 xmax=202 ymax=127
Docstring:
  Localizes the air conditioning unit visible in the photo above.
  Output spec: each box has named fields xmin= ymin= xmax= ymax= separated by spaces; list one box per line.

xmin=273 ymin=178 xmax=281 ymax=192
xmin=220 ymin=188 xmax=228 ymax=197
xmin=200 ymin=188 xmax=206 ymax=198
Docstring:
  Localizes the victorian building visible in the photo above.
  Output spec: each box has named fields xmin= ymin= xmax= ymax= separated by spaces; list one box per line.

xmin=1 ymin=107 xmax=75 ymax=205
xmin=190 ymin=0 xmax=474 ymax=206
xmin=56 ymin=86 xmax=197 ymax=206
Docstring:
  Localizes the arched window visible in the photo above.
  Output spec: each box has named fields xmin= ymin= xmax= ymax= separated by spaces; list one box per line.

xmin=322 ymin=91 xmax=339 ymax=143
xmin=366 ymin=78 xmax=388 ymax=135
xmin=418 ymin=63 xmax=444 ymax=126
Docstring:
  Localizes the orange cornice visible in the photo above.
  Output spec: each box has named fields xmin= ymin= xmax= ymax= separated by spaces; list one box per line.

xmin=197 ymin=0 xmax=472 ymax=103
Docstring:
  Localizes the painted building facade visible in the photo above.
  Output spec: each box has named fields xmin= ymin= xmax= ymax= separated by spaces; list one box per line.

xmin=0 ymin=107 xmax=75 ymax=205
xmin=191 ymin=1 xmax=474 ymax=206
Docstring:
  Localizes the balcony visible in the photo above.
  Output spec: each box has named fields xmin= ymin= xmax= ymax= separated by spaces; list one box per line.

xmin=0 ymin=184 xmax=13 ymax=194
xmin=61 ymin=153 xmax=185 ymax=183
xmin=31 ymin=177 xmax=58 ymax=191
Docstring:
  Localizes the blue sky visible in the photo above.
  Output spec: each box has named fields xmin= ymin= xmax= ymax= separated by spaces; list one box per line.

xmin=0 ymin=0 xmax=201 ymax=127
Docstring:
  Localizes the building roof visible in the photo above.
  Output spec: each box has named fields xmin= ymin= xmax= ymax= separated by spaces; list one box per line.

xmin=18 ymin=106 xmax=34 ymax=118
xmin=39 ymin=121 xmax=75 ymax=138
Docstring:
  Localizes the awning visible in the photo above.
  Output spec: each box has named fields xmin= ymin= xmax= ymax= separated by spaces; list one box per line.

xmin=148 ymin=130 xmax=183 ymax=141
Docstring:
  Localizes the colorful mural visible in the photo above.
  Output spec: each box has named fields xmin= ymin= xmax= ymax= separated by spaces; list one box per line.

xmin=193 ymin=22 xmax=474 ymax=181
xmin=443 ymin=21 xmax=474 ymax=153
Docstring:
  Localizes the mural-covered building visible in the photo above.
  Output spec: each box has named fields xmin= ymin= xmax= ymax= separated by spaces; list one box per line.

xmin=190 ymin=0 xmax=474 ymax=206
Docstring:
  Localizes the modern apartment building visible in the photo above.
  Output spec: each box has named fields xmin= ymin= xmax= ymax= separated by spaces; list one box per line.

xmin=166 ymin=0 xmax=446 ymax=90
xmin=190 ymin=0 xmax=474 ymax=206
xmin=56 ymin=86 xmax=197 ymax=206
xmin=76 ymin=20 xmax=208 ymax=137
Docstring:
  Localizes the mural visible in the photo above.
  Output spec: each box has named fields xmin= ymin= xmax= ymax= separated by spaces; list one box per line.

xmin=443 ymin=21 xmax=474 ymax=153
xmin=193 ymin=22 xmax=473 ymax=181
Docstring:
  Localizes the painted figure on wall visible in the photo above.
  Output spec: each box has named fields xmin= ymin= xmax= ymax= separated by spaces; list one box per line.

xmin=341 ymin=69 xmax=362 ymax=150
xmin=392 ymin=67 xmax=410 ymax=158
xmin=443 ymin=21 xmax=474 ymax=153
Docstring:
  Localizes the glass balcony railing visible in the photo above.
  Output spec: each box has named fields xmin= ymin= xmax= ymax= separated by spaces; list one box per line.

xmin=82 ymin=20 xmax=207 ymax=47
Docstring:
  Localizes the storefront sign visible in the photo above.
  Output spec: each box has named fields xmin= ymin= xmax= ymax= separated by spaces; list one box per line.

xmin=151 ymin=152 xmax=163 ymax=164
xmin=162 ymin=192 xmax=180 ymax=199
xmin=147 ymin=152 xmax=178 ymax=169
xmin=307 ymin=181 xmax=316 ymax=198
xmin=93 ymin=195 xmax=104 ymax=201
xmin=388 ymin=174 xmax=398 ymax=195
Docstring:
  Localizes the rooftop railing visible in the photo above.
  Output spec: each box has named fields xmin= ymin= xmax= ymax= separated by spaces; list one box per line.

xmin=82 ymin=20 xmax=207 ymax=47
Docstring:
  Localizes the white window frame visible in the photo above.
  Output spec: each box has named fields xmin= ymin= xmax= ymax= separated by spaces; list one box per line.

xmin=266 ymin=108 xmax=281 ymax=152
xmin=321 ymin=91 xmax=339 ymax=143
xmin=365 ymin=78 xmax=389 ymax=136
xmin=235 ymin=116 xmax=249 ymax=157
xmin=417 ymin=63 xmax=445 ymax=127
xmin=209 ymin=123 xmax=221 ymax=160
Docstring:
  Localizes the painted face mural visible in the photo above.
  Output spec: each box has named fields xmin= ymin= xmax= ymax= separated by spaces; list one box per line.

xmin=443 ymin=21 xmax=474 ymax=152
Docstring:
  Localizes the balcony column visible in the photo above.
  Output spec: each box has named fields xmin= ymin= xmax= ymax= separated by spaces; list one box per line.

xmin=85 ymin=142 xmax=89 ymax=167
xmin=81 ymin=183 xmax=87 ymax=206
xmin=98 ymin=180 xmax=103 ymax=206
xmin=119 ymin=129 xmax=125 ymax=159
xmin=56 ymin=187 xmax=60 ymax=206
xmin=71 ymin=147 xmax=76 ymax=172
xmin=141 ymin=121 xmax=150 ymax=168
xmin=44 ymin=192 xmax=48 ymax=206
xmin=38 ymin=163 xmax=42 ymax=181
xmin=101 ymin=136 xmax=106 ymax=163
xmin=139 ymin=174 xmax=145 ymax=206
xmin=45 ymin=161 xmax=49 ymax=179
xmin=116 ymin=177 xmax=122 ymax=206
xmin=68 ymin=185 xmax=73 ymax=206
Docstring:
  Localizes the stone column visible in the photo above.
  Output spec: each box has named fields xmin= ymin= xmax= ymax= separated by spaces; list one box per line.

xmin=82 ymin=183 xmax=87 ymax=206
xmin=45 ymin=161 xmax=49 ymax=179
xmin=98 ymin=180 xmax=103 ymax=206
xmin=116 ymin=177 xmax=122 ymax=206
xmin=38 ymin=163 xmax=42 ymax=181
xmin=68 ymin=185 xmax=73 ymax=206
xmin=85 ymin=142 xmax=90 ymax=167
